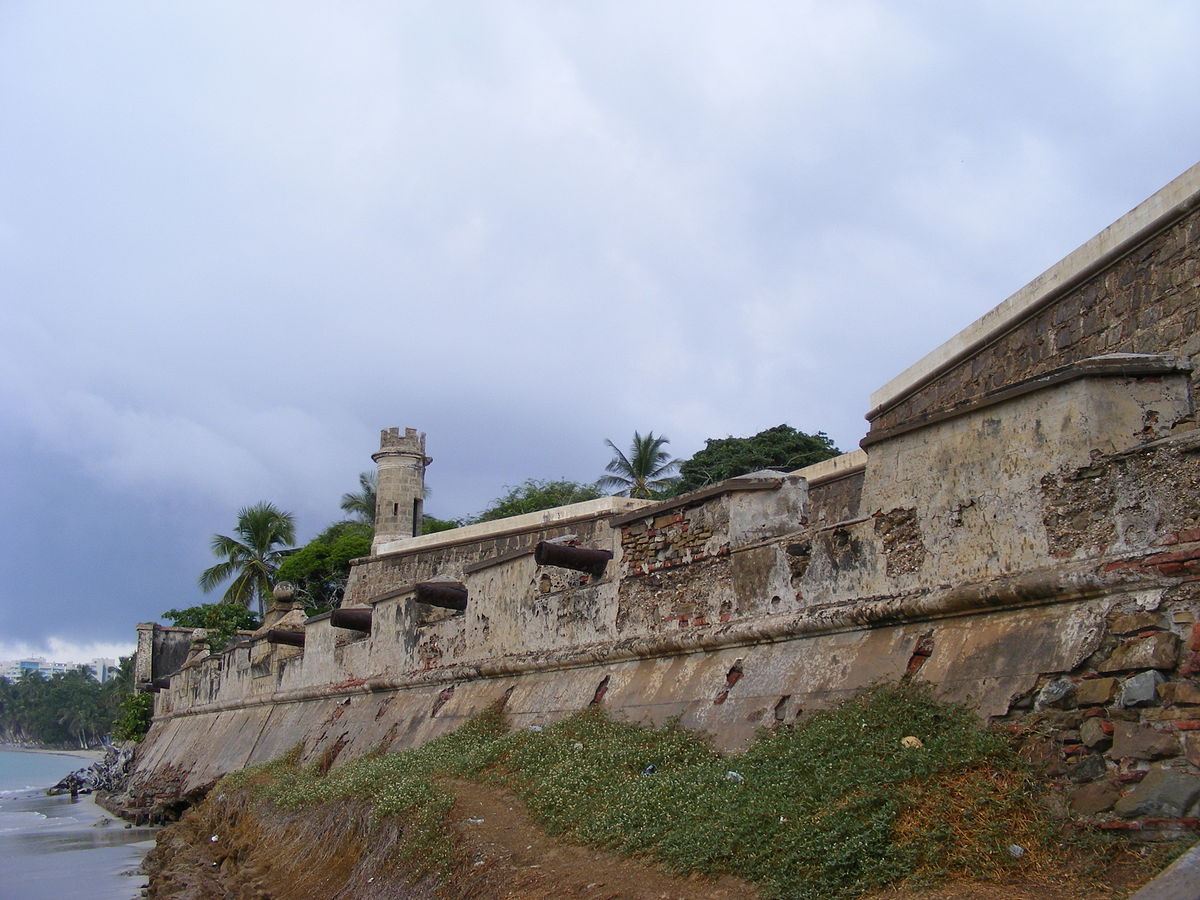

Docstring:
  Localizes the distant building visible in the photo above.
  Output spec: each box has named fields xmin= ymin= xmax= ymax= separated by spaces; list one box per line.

xmin=0 ymin=656 xmax=120 ymax=683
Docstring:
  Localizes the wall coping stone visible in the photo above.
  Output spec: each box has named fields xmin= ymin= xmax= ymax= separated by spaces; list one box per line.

xmin=868 ymin=160 xmax=1200 ymax=423
xmin=366 ymin=496 xmax=652 ymax=560
xmin=607 ymin=475 xmax=785 ymax=527
xmin=789 ymin=450 xmax=868 ymax=485
xmin=862 ymin=353 xmax=1191 ymax=448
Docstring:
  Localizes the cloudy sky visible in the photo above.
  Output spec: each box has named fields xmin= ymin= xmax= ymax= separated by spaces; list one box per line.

xmin=2 ymin=1 xmax=1198 ymax=662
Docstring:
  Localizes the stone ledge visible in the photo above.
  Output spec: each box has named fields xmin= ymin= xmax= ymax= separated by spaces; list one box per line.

xmin=862 ymin=353 xmax=1191 ymax=448
xmin=868 ymin=160 xmax=1200 ymax=422
xmin=366 ymin=496 xmax=652 ymax=559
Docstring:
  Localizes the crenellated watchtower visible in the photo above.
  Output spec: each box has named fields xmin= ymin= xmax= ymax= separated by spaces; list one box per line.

xmin=371 ymin=427 xmax=431 ymax=551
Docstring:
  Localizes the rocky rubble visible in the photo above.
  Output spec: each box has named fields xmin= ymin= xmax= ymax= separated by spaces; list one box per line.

xmin=1003 ymin=596 xmax=1200 ymax=837
xmin=47 ymin=744 xmax=134 ymax=796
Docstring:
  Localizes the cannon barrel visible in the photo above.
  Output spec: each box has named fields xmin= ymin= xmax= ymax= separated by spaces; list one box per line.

xmin=266 ymin=628 xmax=306 ymax=647
xmin=414 ymin=581 xmax=468 ymax=611
xmin=331 ymin=607 xmax=373 ymax=632
xmin=152 ymin=678 xmax=171 ymax=691
xmin=534 ymin=541 xmax=613 ymax=577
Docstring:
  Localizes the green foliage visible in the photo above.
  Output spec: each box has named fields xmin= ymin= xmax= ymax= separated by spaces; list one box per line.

xmin=340 ymin=471 xmax=377 ymax=524
xmin=275 ymin=521 xmax=372 ymax=613
xmin=162 ymin=602 xmax=261 ymax=650
xmin=218 ymin=684 xmax=1055 ymax=898
xmin=198 ymin=501 xmax=297 ymax=616
xmin=474 ymin=478 xmax=602 ymax=522
xmin=111 ymin=691 xmax=154 ymax=742
xmin=675 ymin=424 xmax=839 ymax=494
xmin=0 ymin=665 xmax=129 ymax=748
xmin=598 ymin=431 xmax=680 ymax=498
xmin=421 ymin=515 xmax=463 ymax=535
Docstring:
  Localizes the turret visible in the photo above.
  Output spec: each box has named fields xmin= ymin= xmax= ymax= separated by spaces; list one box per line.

xmin=372 ymin=427 xmax=431 ymax=550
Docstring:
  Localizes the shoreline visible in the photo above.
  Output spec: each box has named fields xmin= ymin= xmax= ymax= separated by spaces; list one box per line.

xmin=0 ymin=744 xmax=107 ymax=762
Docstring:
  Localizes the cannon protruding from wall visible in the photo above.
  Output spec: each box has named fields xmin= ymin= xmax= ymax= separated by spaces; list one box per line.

xmin=534 ymin=540 xmax=613 ymax=578
xmin=330 ymin=607 xmax=372 ymax=632
xmin=265 ymin=629 xmax=306 ymax=647
xmin=414 ymin=581 xmax=468 ymax=611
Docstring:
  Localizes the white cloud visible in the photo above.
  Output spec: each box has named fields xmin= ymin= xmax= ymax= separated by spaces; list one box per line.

xmin=1 ymin=1 xmax=1199 ymax=649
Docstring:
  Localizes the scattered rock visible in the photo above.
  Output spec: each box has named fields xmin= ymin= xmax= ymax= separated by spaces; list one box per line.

xmin=1080 ymin=717 xmax=1112 ymax=750
xmin=1076 ymin=677 xmax=1119 ymax=706
xmin=1113 ymin=768 xmax=1200 ymax=818
xmin=1020 ymin=737 xmax=1067 ymax=777
xmin=1067 ymin=754 xmax=1108 ymax=784
xmin=1185 ymin=733 xmax=1200 ymax=769
xmin=1070 ymin=777 xmax=1122 ymax=815
xmin=1158 ymin=681 xmax=1200 ymax=705
xmin=900 ymin=736 xmax=923 ymax=749
xmin=1110 ymin=613 xmax=1162 ymax=635
xmin=1036 ymin=678 xmax=1076 ymax=710
xmin=1120 ymin=670 xmax=1166 ymax=707
xmin=1107 ymin=722 xmax=1179 ymax=760
xmin=46 ymin=745 xmax=134 ymax=796
xmin=1099 ymin=633 xmax=1181 ymax=673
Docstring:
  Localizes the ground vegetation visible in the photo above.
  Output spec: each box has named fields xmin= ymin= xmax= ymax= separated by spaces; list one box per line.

xmin=179 ymin=683 xmax=1173 ymax=899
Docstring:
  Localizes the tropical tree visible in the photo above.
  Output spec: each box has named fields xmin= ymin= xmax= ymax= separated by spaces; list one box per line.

xmin=198 ymin=502 xmax=296 ymax=616
xmin=598 ymin=431 xmax=680 ymax=499
xmin=674 ymin=424 xmax=839 ymax=494
xmin=274 ymin=520 xmax=373 ymax=613
xmin=339 ymin=471 xmax=377 ymax=524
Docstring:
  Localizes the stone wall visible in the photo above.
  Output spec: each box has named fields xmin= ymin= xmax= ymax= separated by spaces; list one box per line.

xmin=868 ymin=178 xmax=1200 ymax=443
xmin=128 ymin=163 xmax=1200 ymax=830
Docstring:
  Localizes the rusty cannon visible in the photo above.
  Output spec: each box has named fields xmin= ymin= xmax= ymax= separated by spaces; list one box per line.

xmin=330 ymin=607 xmax=372 ymax=632
xmin=414 ymin=581 xmax=468 ymax=611
xmin=534 ymin=541 xmax=613 ymax=578
xmin=265 ymin=629 xmax=306 ymax=647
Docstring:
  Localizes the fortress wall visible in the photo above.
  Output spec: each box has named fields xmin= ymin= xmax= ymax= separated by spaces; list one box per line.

xmin=868 ymin=162 xmax=1200 ymax=442
xmin=127 ymin=164 xmax=1200 ymax=823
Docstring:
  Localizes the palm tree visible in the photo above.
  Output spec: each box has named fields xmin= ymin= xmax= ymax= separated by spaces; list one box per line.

xmin=340 ymin=471 xmax=377 ymax=523
xmin=598 ymin=431 xmax=681 ymax=499
xmin=198 ymin=502 xmax=297 ymax=616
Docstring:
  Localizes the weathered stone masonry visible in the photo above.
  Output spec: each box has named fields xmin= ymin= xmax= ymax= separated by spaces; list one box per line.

xmin=128 ymin=162 xmax=1200 ymax=831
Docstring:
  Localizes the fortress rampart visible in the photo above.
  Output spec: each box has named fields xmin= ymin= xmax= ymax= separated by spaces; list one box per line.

xmin=130 ymin=163 xmax=1200 ymax=826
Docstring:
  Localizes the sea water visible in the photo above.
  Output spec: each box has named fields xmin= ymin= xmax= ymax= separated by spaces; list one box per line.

xmin=0 ymin=748 xmax=156 ymax=899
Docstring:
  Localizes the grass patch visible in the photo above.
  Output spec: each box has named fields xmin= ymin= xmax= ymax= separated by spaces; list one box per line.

xmin=215 ymin=683 xmax=1068 ymax=898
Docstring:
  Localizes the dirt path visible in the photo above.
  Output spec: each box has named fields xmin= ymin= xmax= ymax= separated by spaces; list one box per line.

xmin=439 ymin=780 xmax=1169 ymax=900
xmin=439 ymin=779 xmax=760 ymax=900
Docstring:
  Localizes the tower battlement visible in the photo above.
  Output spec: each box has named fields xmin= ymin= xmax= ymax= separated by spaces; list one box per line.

xmin=371 ymin=426 xmax=431 ymax=548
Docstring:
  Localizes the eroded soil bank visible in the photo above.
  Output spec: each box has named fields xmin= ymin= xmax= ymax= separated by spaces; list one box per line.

xmin=142 ymin=779 xmax=1175 ymax=900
